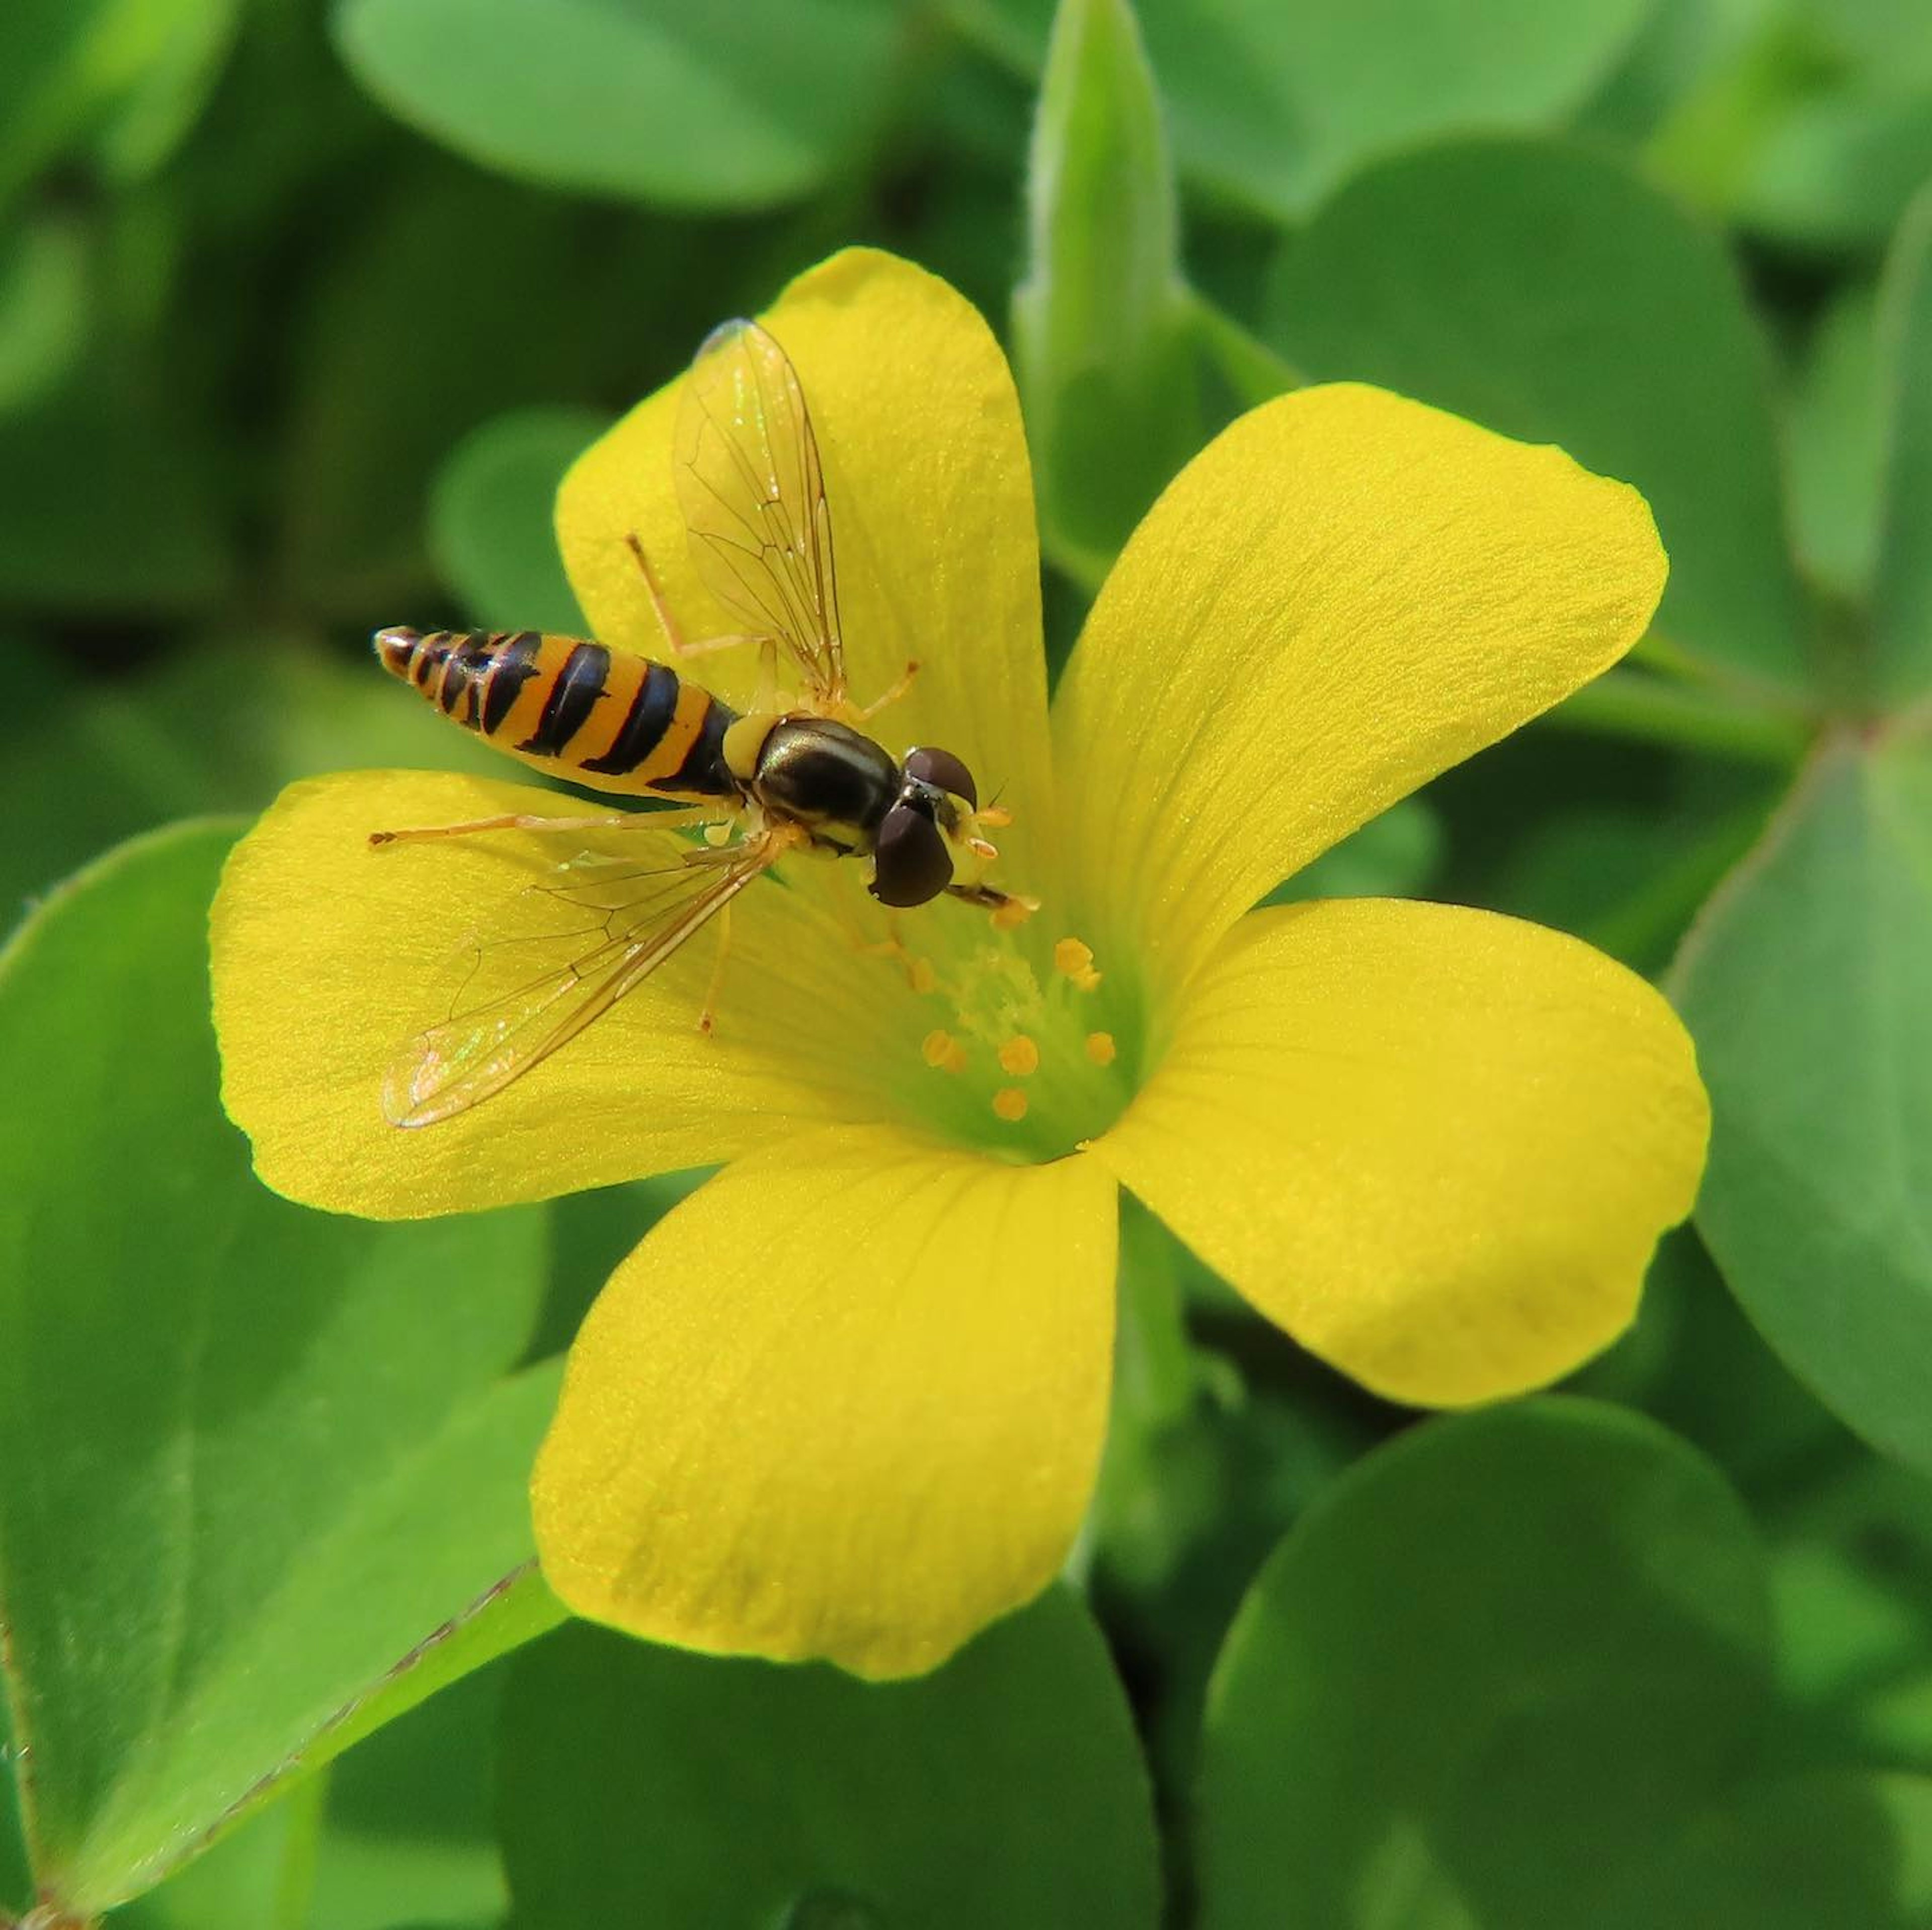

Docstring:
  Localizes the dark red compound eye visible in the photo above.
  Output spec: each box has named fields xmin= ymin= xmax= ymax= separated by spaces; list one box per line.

xmin=869 ymin=802 xmax=954 ymax=907
xmin=902 ymin=744 xmax=978 ymax=809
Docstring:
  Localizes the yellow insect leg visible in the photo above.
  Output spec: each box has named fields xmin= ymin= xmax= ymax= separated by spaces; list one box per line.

xmin=849 ymin=659 xmax=920 ymax=724
xmin=696 ymin=899 xmax=733 ymax=1035
xmin=624 ymin=533 xmax=771 ymax=664
xmin=368 ymin=804 xmax=724 ymax=848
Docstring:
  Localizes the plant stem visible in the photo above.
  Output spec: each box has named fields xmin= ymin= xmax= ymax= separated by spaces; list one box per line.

xmin=1185 ymin=288 xmax=1305 ymax=407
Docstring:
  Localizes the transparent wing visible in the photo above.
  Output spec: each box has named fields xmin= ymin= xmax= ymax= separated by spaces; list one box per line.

xmin=675 ymin=318 xmax=845 ymax=705
xmin=385 ymin=834 xmax=780 ymax=1128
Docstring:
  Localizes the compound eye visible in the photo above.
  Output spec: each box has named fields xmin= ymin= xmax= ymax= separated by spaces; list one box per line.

xmin=869 ymin=802 xmax=953 ymax=907
xmin=903 ymin=744 xmax=978 ymax=810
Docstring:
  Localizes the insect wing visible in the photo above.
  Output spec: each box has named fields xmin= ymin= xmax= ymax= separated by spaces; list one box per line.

xmin=385 ymin=836 xmax=777 ymax=1127
xmin=675 ymin=318 xmax=845 ymax=705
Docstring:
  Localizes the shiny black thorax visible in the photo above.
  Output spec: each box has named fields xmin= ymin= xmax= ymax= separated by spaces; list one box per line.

xmin=749 ymin=717 xmax=899 ymax=853
xmin=747 ymin=719 xmax=977 ymax=908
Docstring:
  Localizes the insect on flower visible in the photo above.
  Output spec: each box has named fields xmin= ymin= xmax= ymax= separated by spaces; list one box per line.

xmin=368 ymin=318 xmax=1030 ymax=1127
xmin=213 ymin=248 xmax=1711 ymax=1680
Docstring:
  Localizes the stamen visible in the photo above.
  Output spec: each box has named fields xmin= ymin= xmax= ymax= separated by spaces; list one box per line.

xmin=967 ymin=836 xmax=1000 ymax=861
xmin=1085 ymin=1031 xmax=1117 ymax=1067
xmin=991 ymin=896 xmax=1037 ymax=931
xmin=992 ymin=1087 xmax=1029 ymax=1123
xmin=909 ymin=956 xmax=938 ymax=994
xmin=1053 ymin=936 xmax=1103 ymax=992
xmin=922 ymin=1029 xmax=960 ymax=1070
xmin=997 ymin=1036 xmax=1040 ymax=1077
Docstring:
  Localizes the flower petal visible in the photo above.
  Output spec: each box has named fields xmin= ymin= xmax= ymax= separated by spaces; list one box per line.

xmin=558 ymin=246 xmax=1058 ymax=877
xmin=211 ymin=770 xmax=919 ymax=1216
xmin=1088 ymin=898 xmax=1708 ymax=1406
xmin=1053 ymin=385 xmax=1666 ymax=989
xmin=531 ymin=1124 xmax=1117 ymax=1679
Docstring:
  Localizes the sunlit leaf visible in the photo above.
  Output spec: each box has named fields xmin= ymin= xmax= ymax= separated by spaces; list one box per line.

xmin=0 ymin=824 xmax=565 ymax=1914
xmin=332 ymin=0 xmax=906 ymax=210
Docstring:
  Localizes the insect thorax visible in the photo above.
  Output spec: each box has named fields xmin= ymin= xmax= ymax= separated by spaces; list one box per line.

xmin=748 ymin=716 xmax=899 ymax=853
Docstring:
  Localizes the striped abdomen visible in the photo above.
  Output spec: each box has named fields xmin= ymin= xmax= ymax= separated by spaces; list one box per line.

xmin=374 ymin=628 xmax=739 ymax=800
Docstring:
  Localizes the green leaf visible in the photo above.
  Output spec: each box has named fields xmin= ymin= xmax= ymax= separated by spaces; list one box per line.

xmin=92 ymin=0 xmax=244 ymax=183
xmin=1653 ymin=2 xmax=1932 ymax=251
xmin=0 ymin=823 xmax=565 ymax=1914
xmin=114 ymin=1775 xmax=326 ymax=1930
xmin=120 ymin=1648 xmax=523 ymax=1930
xmin=1590 ymin=1771 xmax=1932 ymax=1926
xmin=948 ymin=0 xmax=1654 ymax=220
xmin=1576 ymin=0 xmax=1774 ymax=148
xmin=1771 ymin=1455 xmax=1932 ymax=1773
xmin=332 ymin=0 xmax=905 ymax=211
xmin=1266 ymin=137 xmax=1810 ymax=693
xmin=1012 ymin=0 xmax=1197 ymax=582
xmin=1674 ymin=734 xmax=1932 ymax=1478
xmin=1873 ymin=184 xmax=1932 ymax=705
xmin=430 ymin=406 xmax=605 ymax=635
xmin=1787 ymin=281 xmax=1885 ymax=609
xmin=0 ymin=1695 xmax=28 ymax=1919
xmin=1195 ymin=1400 xmax=1773 ymax=1930
xmin=1569 ymin=1230 xmax=1846 ymax=1499
xmin=307 ymin=1663 xmax=511 ymax=1930
xmin=0 ymin=208 xmax=89 ymax=417
xmin=1737 ymin=92 xmax=1932 ymax=254
xmin=498 ymin=1590 xmax=1161 ymax=1929
xmin=0 ymin=0 xmax=232 ymax=210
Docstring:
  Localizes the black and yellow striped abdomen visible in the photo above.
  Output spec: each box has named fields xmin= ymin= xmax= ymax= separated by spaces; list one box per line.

xmin=375 ymin=628 xmax=740 ymax=800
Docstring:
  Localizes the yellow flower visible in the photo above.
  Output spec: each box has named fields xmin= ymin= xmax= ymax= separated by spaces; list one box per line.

xmin=211 ymin=249 xmax=1708 ymax=1680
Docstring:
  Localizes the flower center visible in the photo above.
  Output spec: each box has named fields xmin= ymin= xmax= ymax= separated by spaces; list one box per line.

xmin=897 ymin=925 xmax=1133 ymax=1160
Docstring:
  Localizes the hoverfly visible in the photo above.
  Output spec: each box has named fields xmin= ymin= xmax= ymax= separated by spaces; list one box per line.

xmin=369 ymin=318 xmax=1026 ymax=1128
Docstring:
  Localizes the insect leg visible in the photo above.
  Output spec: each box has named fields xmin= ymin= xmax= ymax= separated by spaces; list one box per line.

xmin=369 ymin=804 xmax=722 ymax=849
xmin=624 ymin=533 xmax=771 ymax=662
xmin=624 ymin=533 xmax=689 ymax=654
xmin=849 ymin=659 xmax=920 ymax=724
xmin=696 ymin=900 xmax=733 ymax=1035
xmin=946 ymin=881 xmax=1039 ymax=927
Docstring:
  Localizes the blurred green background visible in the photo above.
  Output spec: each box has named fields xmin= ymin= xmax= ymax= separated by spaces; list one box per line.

xmin=8 ymin=0 xmax=1932 ymax=1924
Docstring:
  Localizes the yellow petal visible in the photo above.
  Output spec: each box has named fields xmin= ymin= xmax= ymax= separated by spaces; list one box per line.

xmin=1053 ymin=385 xmax=1666 ymax=991
xmin=558 ymin=246 xmax=1058 ymax=886
xmin=211 ymin=770 xmax=918 ymax=1216
xmin=1089 ymin=898 xmax=1708 ymax=1406
xmin=532 ymin=1125 xmax=1117 ymax=1679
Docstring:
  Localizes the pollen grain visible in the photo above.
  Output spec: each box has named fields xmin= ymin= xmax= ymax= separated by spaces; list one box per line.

xmin=997 ymin=1036 xmax=1041 ymax=1077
